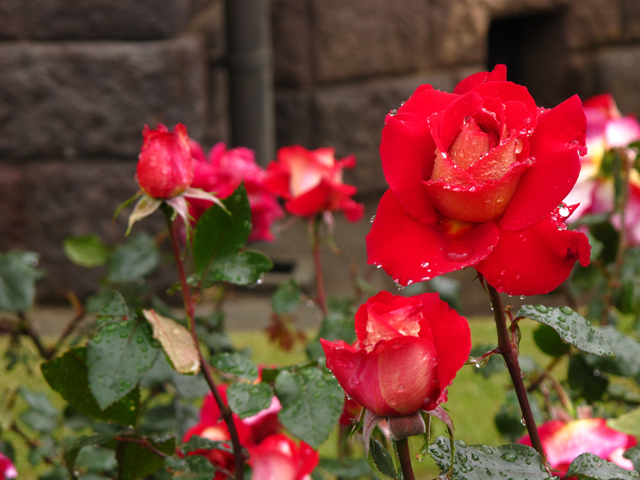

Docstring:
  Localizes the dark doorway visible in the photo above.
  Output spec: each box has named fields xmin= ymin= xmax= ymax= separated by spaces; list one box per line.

xmin=488 ymin=11 xmax=568 ymax=108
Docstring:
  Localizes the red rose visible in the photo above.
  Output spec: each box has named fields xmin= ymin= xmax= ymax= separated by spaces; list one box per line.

xmin=265 ymin=146 xmax=364 ymax=221
xmin=0 ymin=453 xmax=16 ymax=480
xmin=321 ymin=291 xmax=470 ymax=417
xmin=136 ymin=124 xmax=193 ymax=199
xmin=367 ymin=65 xmax=591 ymax=296
xmin=248 ymin=434 xmax=318 ymax=480
xmin=189 ymin=141 xmax=284 ymax=243
xmin=518 ymin=419 xmax=637 ymax=476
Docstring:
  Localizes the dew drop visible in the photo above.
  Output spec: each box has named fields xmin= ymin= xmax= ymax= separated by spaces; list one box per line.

xmin=559 ymin=306 xmax=573 ymax=315
xmin=370 ymin=215 xmax=376 ymax=223
xmin=533 ymin=305 xmax=548 ymax=313
xmin=444 ymin=242 xmax=473 ymax=262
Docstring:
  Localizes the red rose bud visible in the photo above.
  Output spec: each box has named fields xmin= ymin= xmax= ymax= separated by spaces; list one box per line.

xmin=321 ymin=291 xmax=470 ymax=417
xmin=368 ymin=64 xmax=591 ymax=296
xmin=136 ymin=124 xmax=193 ymax=199
xmin=518 ymin=419 xmax=637 ymax=476
xmin=265 ymin=146 xmax=364 ymax=221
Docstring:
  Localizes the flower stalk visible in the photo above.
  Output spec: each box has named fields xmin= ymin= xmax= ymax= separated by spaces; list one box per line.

xmin=395 ymin=438 xmax=415 ymax=480
xmin=488 ymin=284 xmax=545 ymax=458
xmin=309 ymin=216 xmax=328 ymax=318
xmin=163 ymin=205 xmax=245 ymax=479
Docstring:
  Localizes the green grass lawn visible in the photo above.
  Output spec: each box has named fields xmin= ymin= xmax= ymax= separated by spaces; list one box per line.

xmin=1 ymin=318 xmax=554 ymax=479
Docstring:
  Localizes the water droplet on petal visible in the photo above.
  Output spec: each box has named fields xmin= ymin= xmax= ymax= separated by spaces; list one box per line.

xmin=444 ymin=242 xmax=473 ymax=262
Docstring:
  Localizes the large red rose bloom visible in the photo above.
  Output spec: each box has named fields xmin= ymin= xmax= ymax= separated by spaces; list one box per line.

xmin=321 ymin=291 xmax=470 ymax=417
xmin=367 ymin=65 xmax=591 ymax=296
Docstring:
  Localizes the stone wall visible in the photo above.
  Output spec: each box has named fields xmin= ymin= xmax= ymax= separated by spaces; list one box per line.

xmin=1 ymin=0 xmax=639 ymax=301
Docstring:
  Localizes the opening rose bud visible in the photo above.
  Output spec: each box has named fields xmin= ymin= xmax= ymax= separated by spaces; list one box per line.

xmin=368 ymin=64 xmax=592 ymax=296
xmin=321 ymin=291 xmax=471 ymax=417
xmin=136 ymin=124 xmax=194 ymax=199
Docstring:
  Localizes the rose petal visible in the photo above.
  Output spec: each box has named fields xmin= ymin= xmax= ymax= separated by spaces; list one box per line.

xmin=477 ymin=209 xmax=591 ymax=295
xmin=453 ymin=64 xmax=507 ymax=95
xmin=321 ymin=336 xmax=437 ymax=416
xmin=470 ymin=81 xmax=538 ymax=127
xmin=367 ymin=189 xmax=500 ymax=285
xmin=500 ymin=95 xmax=586 ymax=231
xmin=381 ymin=88 xmax=458 ymax=224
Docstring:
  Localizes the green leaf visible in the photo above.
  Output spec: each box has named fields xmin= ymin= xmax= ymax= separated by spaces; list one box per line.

xmin=366 ymin=438 xmax=397 ymax=480
xmin=88 ymin=318 xmax=160 ymax=409
xmin=516 ymin=305 xmax=613 ymax=357
xmin=18 ymin=388 xmax=59 ymax=433
xmin=125 ymin=194 xmax=161 ymax=235
xmin=210 ymin=352 xmax=258 ymax=381
xmin=566 ymin=452 xmax=640 ymax=480
xmin=165 ymin=455 xmax=216 ymax=480
xmin=41 ymin=347 xmax=140 ymax=425
xmin=193 ymin=184 xmax=251 ymax=274
xmin=107 ymin=233 xmax=159 ymax=283
xmin=0 ymin=252 xmax=44 ymax=312
xmin=428 ymin=437 xmax=558 ymax=480
xmin=143 ymin=310 xmax=200 ymax=375
xmin=63 ymin=235 xmax=109 ymax=268
xmin=608 ymin=407 xmax=640 ymax=436
xmin=533 ymin=324 xmax=572 ymax=358
xmin=142 ymin=355 xmax=209 ymax=400
xmin=95 ymin=290 xmax=129 ymax=319
xmin=227 ymin=382 xmax=273 ymax=419
xmin=182 ymin=435 xmax=233 ymax=455
xmin=272 ymin=280 xmax=303 ymax=315
xmin=307 ymin=298 xmax=356 ymax=361
xmin=624 ymin=445 xmax=640 ymax=472
xmin=116 ymin=435 xmax=175 ymax=480
xmin=585 ymin=326 xmax=640 ymax=376
xmin=318 ymin=458 xmax=373 ymax=479
xmin=65 ymin=434 xmax=117 ymax=479
xmin=193 ymin=250 xmax=273 ymax=287
xmin=260 ymin=360 xmax=318 ymax=384
xmin=275 ymin=367 xmax=344 ymax=448
xmin=568 ymin=354 xmax=609 ymax=403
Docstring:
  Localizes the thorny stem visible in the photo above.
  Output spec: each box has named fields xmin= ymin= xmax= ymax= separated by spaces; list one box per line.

xmin=309 ymin=216 xmax=328 ymax=318
xmin=488 ymin=284 xmax=545 ymax=458
xmin=50 ymin=292 xmax=85 ymax=358
xmin=17 ymin=312 xmax=51 ymax=360
xmin=395 ymin=438 xmax=416 ymax=480
xmin=164 ymin=208 xmax=245 ymax=480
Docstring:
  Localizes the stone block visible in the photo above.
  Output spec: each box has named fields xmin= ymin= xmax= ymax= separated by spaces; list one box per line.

xmin=309 ymin=0 xmax=429 ymax=83
xmin=430 ymin=0 xmax=490 ymax=66
xmin=311 ymin=73 xmax=455 ymax=197
xmin=23 ymin=161 xmax=169 ymax=301
xmin=0 ymin=0 xmax=24 ymax=39
xmin=564 ymin=0 xmax=622 ymax=49
xmin=203 ymin=67 xmax=230 ymax=146
xmin=0 ymin=36 xmax=206 ymax=160
xmin=0 ymin=163 xmax=27 ymax=251
xmin=623 ymin=0 xmax=640 ymax=41
xmin=275 ymin=89 xmax=313 ymax=149
xmin=595 ymin=46 xmax=640 ymax=116
xmin=24 ymin=0 xmax=190 ymax=40
xmin=271 ymin=0 xmax=312 ymax=87
xmin=186 ymin=0 xmax=225 ymax=58
xmin=485 ymin=0 xmax=569 ymax=18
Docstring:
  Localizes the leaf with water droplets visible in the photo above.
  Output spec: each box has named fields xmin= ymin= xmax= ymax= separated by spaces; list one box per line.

xmin=192 ymin=184 xmax=252 ymax=275
xmin=189 ymin=250 xmax=273 ymax=288
xmin=516 ymin=305 xmax=613 ymax=358
xmin=107 ymin=233 xmax=160 ymax=284
xmin=42 ymin=347 xmax=140 ymax=425
xmin=211 ymin=352 xmax=258 ymax=381
xmin=428 ymin=437 xmax=558 ymax=480
xmin=275 ymin=366 xmax=343 ymax=449
xmin=88 ymin=315 xmax=160 ymax=409
xmin=584 ymin=326 xmax=640 ymax=376
xmin=116 ymin=434 xmax=175 ymax=480
xmin=367 ymin=438 xmax=398 ymax=480
xmin=143 ymin=310 xmax=200 ymax=375
xmin=227 ymin=382 xmax=273 ymax=419
xmin=566 ymin=452 xmax=640 ymax=480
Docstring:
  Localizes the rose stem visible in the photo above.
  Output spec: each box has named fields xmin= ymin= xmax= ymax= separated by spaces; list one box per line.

xmin=488 ymin=284 xmax=545 ymax=458
xmin=395 ymin=438 xmax=416 ymax=480
xmin=309 ymin=215 xmax=328 ymax=318
xmin=164 ymin=207 xmax=245 ymax=479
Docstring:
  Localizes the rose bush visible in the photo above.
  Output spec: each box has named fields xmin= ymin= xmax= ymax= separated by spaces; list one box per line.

xmin=564 ymin=94 xmax=640 ymax=244
xmin=518 ymin=418 xmax=637 ymax=475
xmin=136 ymin=124 xmax=193 ymax=199
xmin=321 ymin=291 xmax=470 ymax=416
xmin=265 ymin=146 xmax=364 ymax=221
xmin=367 ymin=65 xmax=591 ymax=295
xmin=189 ymin=141 xmax=283 ymax=243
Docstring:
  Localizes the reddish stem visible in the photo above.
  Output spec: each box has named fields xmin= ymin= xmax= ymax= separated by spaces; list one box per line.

xmin=309 ymin=216 xmax=328 ymax=318
xmin=488 ymin=284 xmax=545 ymax=458
xmin=164 ymin=209 xmax=245 ymax=479
xmin=395 ymin=438 xmax=416 ymax=480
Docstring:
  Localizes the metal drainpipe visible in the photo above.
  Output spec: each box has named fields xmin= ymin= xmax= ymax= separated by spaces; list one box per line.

xmin=225 ymin=0 xmax=275 ymax=166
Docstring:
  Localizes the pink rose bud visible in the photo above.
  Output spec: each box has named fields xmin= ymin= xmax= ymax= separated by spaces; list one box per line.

xmin=136 ymin=124 xmax=193 ymax=199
